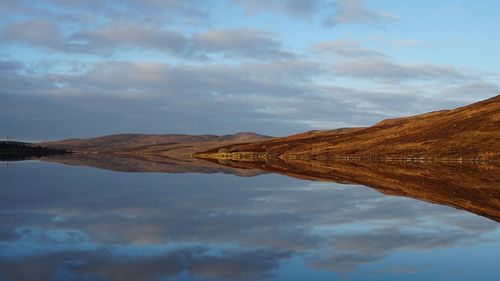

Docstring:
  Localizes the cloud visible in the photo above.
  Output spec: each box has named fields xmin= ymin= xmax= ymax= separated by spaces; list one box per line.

xmin=0 ymin=20 xmax=63 ymax=48
xmin=75 ymin=26 xmax=293 ymax=59
xmin=310 ymin=40 xmax=484 ymax=85
xmin=310 ymin=228 xmax=475 ymax=271
xmin=0 ymin=0 xmax=211 ymax=26
xmin=311 ymin=40 xmax=386 ymax=58
xmin=71 ymin=24 xmax=190 ymax=56
xmin=309 ymin=39 xmax=478 ymax=84
xmin=231 ymin=0 xmax=397 ymax=27
xmin=0 ymin=59 xmax=328 ymax=138
xmin=323 ymin=0 xmax=398 ymax=27
xmin=48 ymin=60 xmax=321 ymax=98
xmin=191 ymin=29 xmax=295 ymax=59
xmin=0 ymin=59 xmax=55 ymax=97
xmin=0 ymin=60 xmax=24 ymax=75
xmin=311 ymin=254 xmax=382 ymax=272
xmin=333 ymin=57 xmax=473 ymax=83
xmin=0 ymin=20 xmax=294 ymax=60
xmin=334 ymin=228 xmax=468 ymax=254
xmin=442 ymin=81 xmax=500 ymax=97
xmin=1 ymin=57 xmax=497 ymax=140
xmin=1 ymin=165 xmax=498 ymax=280
xmin=391 ymin=39 xmax=424 ymax=47
xmin=231 ymin=0 xmax=321 ymax=20
xmin=0 ymin=246 xmax=291 ymax=281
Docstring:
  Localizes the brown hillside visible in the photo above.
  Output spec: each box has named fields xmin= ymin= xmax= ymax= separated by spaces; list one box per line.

xmin=197 ymin=95 xmax=500 ymax=161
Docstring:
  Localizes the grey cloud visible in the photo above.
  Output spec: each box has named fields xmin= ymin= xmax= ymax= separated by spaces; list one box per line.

xmin=0 ymin=246 xmax=290 ymax=281
xmin=441 ymin=81 xmax=500 ymax=99
xmin=0 ymin=0 xmax=211 ymax=26
xmin=310 ymin=228 xmax=474 ymax=271
xmin=192 ymin=29 xmax=295 ymax=59
xmin=48 ymin=60 xmax=323 ymax=99
xmin=0 ymin=60 xmax=24 ymax=75
xmin=1 ymin=20 xmax=294 ymax=60
xmin=231 ymin=0 xmax=321 ymax=20
xmin=2 ymin=58 xmax=497 ymax=140
xmin=1 ymin=163 xmax=498 ymax=278
xmin=333 ymin=58 xmax=473 ymax=83
xmin=72 ymin=24 xmax=190 ymax=56
xmin=189 ymin=248 xmax=291 ymax=280
xmin=312 ymin=40 xmax=386 ymax=58
xmin=323 ymin=0 xmax=398 ymax=27
xmin=231 ymin=0 xmax=396 ymax=27
xmin=0 ymin=20 xmax=96 ymax=54
xmin=391 ymin=39 xmax=423 ymax=47
xmin=281 ymin=0 xmax=320 ymax=18
xmin=0 ymin=20 xmax=62 ymax=48
xmin=310 ymin=40 xmax=485 ymax=84
xmin=0 ymin=59 xmax=322 ymax=139
xmin=334 ymin=228 xmax=468 ymax=254
xmin=0 ymin=59 xmax=54 ymax=97
xmin=311 ymin=254 xmax=382 ymax=272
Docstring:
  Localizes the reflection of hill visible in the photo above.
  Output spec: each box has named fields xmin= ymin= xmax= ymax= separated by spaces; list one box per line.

xmin=41 ymin=133 xmax=271 ymax=176
xmin=202 ymin=157 xmax=500 ymax=222
xmin=44 ymin=153 xmax=266 ymax=177
xmin=42 ymin=150 xmax=500 ymax=222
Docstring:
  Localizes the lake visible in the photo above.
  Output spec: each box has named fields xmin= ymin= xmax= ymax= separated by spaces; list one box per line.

xmin=0 ymin=160 xmax=499 ymax=281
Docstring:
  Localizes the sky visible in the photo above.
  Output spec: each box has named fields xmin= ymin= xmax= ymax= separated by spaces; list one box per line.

xmin=0 ymin=0 xmax=499 ymax=140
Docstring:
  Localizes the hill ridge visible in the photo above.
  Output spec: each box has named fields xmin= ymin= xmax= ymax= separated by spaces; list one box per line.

xmin=196 ymin=95 xmax=500 ymax=161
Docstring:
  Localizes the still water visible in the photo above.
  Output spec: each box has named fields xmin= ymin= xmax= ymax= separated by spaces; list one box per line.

xmin=0 ymin=161 xmax=499 ymax=281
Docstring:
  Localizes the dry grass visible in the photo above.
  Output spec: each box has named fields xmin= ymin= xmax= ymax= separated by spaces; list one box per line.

xmin=198 ymin=95 xmax=500 ymax=161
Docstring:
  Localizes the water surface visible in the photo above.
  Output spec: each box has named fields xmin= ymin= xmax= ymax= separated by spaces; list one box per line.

xmin=0 ymin=161 xmax=499 ymax=281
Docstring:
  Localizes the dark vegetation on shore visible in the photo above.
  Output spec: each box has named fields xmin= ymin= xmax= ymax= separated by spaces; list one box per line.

xmin=0 ymin=141 xmax=70 ymax=161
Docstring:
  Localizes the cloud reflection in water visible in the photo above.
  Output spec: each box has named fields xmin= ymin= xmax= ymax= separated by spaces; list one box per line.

xmin=0 ymin=162 xmax=498 ymax=280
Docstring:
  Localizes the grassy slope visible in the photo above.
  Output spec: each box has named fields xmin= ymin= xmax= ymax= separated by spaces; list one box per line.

xmin=198 ymin=95 xmax=500 ymax=161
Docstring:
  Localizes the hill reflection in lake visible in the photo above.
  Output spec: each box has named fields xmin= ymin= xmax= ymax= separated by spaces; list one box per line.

xmin=0 ymin=160 xmax=499 ymax=281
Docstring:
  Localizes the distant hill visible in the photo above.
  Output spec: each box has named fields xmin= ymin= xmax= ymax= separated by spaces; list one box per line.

xmin=42 ymin=132 xmax=271 ymax=152
xmin=197 ymin=95 xmax=500 ymax=161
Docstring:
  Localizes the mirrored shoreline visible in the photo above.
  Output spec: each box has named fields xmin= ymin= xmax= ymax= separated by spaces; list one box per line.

xmin=1 ymin=155 xmax=499 ymax=281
